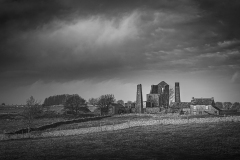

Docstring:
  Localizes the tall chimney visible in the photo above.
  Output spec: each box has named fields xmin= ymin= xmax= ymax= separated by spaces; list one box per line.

xmin=136 ymin=84 xmax=143 ymax=113
xmin=175 ymin=82 xmax=181 ymax=103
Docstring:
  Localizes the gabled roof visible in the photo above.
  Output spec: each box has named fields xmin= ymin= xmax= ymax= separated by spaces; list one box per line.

xmin=191 ymin=98 xmax=214 ymax=105
xmin=110 ymin=103 xmax=125 ymax=108
xmin=171 ymin=102 xmax=191 ymax=109
xmin=158 ymin=81 xmax=168 ymax=87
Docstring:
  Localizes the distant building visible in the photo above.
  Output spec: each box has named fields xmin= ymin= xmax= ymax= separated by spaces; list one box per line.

xmin=108 ymin=103 xmax=126 ymax=115
xmin=146 ymin=81 xmax=169 ymax=108
xmin=190 ymin=97 xmax=220 ymax=115
xmin=171 ymin=102 xmax=191 ymax=114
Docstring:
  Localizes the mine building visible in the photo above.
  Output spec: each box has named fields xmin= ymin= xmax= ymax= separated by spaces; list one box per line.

xmin=146 ymin=81 xmax=169 ymax=108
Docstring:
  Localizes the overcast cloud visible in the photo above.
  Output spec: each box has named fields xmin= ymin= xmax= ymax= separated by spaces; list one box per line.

xmin=0 ymin=0 xmax=240 ymax=104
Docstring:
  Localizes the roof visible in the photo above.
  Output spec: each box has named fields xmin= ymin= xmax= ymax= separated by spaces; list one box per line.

xmin=86 ymin=105 xmax=99 ymax=112
xmin=110 ymin=103 xmax=125 ymax=108
xmin=158 ymin=81 xmax=168 ymax=87
xmin=191 ymin=98 xmax=214 ymax=105
xmin=171 ymin=102 xmax=191 ymax=109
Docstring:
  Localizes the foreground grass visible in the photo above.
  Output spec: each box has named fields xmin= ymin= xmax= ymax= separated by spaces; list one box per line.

xmin=1 ymin=121 xmax=240 ymax=160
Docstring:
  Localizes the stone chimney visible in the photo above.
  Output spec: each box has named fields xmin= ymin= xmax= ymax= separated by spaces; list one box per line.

xmin=136 ymin=84 xmax=143 ymax=113
xmin=175 ymin=82 xmax=181 ymax=103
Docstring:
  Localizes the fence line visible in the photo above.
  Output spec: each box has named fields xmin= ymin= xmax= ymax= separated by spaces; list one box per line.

xmin=1 ymin=116 xmax=240 ymax=141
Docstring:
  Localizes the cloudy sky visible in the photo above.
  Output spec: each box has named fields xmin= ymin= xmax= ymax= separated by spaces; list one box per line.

xmin=0 ymin=0 xmax=240 ymax=104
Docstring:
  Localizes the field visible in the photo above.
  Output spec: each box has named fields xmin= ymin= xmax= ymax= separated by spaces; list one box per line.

xmin=1 ymin=120 xmax=240 ymax=159
xmin=44 ymin=114 xmax=152 ymax=132
xmin=0 ymin=105 xmax=94 ymax=133
xmin=1 ymin=106 xmax=240 ymax=159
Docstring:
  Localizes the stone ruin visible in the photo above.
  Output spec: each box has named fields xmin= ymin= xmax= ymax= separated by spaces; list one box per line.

xmin=135 ymin=81 xmax=181 ymax=113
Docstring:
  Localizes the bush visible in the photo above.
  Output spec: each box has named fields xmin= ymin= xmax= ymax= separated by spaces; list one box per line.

xmin=145 ymin=107 xmax=160 ymax=114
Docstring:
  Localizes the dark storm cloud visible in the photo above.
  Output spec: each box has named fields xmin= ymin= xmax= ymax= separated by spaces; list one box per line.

xmin=0 ymin=0 xmax=240 ymax=89
xmin=194 ymin=0 xmax=240 ymax=43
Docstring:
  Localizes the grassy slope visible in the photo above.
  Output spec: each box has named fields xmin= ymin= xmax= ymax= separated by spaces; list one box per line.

xmin=0 ymin=118 xmax=66 ymax=133
xmin=1 ymin=121 xmax=240 ymax=160
xmin=0 ymin=114 xmax=152 ymax=133
xmin=44 ymin=114 xmax=152 ymax=132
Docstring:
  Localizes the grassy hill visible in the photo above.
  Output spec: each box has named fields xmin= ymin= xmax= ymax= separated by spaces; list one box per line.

xmin=1 ymin=120 xmax=240 ymax=159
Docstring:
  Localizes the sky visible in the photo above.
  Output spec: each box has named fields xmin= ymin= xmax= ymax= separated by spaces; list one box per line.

xmin=0 ymin=0 xmax=240 ymax=104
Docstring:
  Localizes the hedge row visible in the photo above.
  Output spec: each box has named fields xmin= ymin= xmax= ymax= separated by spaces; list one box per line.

xmin=7 ymin=115 xmax=110 ymax=134
xmin=2 ymin=115 xmax=240 ymax=141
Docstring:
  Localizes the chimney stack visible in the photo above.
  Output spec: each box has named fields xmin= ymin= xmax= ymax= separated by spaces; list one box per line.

xmin=175 ymin=82 xmax=181 ymax=103
xmin=136 ymin=84 xmax=143 ymax=113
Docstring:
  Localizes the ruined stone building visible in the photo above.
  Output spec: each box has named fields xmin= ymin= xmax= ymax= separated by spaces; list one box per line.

xmin=146 ymin=81 xmax=169 ymax=108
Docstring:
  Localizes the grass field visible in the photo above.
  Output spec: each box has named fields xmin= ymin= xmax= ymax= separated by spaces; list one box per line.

xmin=0 ymin=105 xmax=95 ymax=133
xmin=0 ymin=113 xmax=151 ymax=133
xmin=0 ymin=106 xmax=24 ymax=114
xmin=1 ymin=121 xmax=240 ymax=160
xmin=44 ymin=114 xmax=152 ymax=132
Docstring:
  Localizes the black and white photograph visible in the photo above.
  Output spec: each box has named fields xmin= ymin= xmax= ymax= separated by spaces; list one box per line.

xmin=0 ymin=0 xmax=240 ymax=159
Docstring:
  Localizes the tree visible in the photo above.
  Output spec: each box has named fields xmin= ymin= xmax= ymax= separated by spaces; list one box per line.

xmin=231 ymin=102 xmax=240 ymax=110
xmin=22 ymin=96 xmax=42 ymax=133
xmin=169 ymin=87 xmax=174 ymax=103
xmin=1 ymin=103 xmax=5 ymax=106
xmin=98 ymin=94 xmax=115 ymax=108
xmin=117 ymin=100 xmax=124 ymax=106
xmin=223 ymin=102 xmax=232 ymax=110
xmin=127 ymin=101 xmax=132 ymax=104
xmin=88 ymin=98 xmax=98 ymax=106
xmin=43 ymin=94 xmax=70 ymax=106
xmin=97 ymin=94 xmax=115 ymax=115
xmin=215 ymin=102 xmax=224 ymax=109
xmin=64 ymin=94 xmax=86 ymax=115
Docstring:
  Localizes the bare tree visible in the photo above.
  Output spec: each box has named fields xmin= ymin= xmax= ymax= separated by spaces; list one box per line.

xmin=127 ymin=101 xmax=132 ymax=104
xmin=88 ymin=98 xmax=98 ymax=106
xmin=169 ymin=87 xmax=174 ymax=103
xmin=232 ymin=102 xmax=240 ymax=110
xmin=215 ymin=102 xmax=224 ymax=109
xmin=117 ymin=100 xmax=124 ymax=106
xmin=64 ymin=94 xmax=86 ymax=115
xmin=22 ymin=96 xmax=42 ymax=133
xmin=98 ymin=94 xmax=115 ymax=115
xmin=223 ymin=102 xmax=232 ymax=110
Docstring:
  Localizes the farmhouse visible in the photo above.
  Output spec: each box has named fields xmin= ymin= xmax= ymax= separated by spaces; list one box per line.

xmin=190 ymin=97 xmax=220 ymax=115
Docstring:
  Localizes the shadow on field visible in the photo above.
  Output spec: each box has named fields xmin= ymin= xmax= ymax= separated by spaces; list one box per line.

xmin=6 ymin=115 xmax=110 ymax=134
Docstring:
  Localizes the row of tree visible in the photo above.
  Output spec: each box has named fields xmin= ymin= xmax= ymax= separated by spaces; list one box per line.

xmin=43 ymin=94 xmax=71 ymax=106
xmin=21 ymin=94 xmax=117 ymax=132
xmin=215 ymin=102 xmax=240 ymax=110
xmin=88 ymin=98 xmax=134 ymax=107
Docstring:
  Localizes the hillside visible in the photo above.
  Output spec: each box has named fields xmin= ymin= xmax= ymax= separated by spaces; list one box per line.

xmin=1 ymin=120 xmax=240 ymax=159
